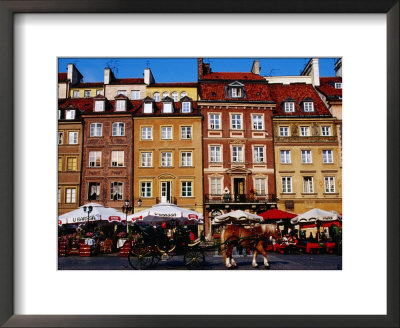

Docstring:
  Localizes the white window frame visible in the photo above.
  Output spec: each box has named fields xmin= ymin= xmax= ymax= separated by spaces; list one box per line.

xmin=141 ymin=152 xmax=152 ymax=167
xmin=231 ymin=114 xmax=242 ymax=130
xmin=68 ymin=131 xmax=78 ymax=144
xmin=141 ymin=127 xmax=152 ymax=140
xmin=180 ymin=126 xmax=192 ymax=139
xmin=284 ymin=102 xmax=295 ymax=112
xmin=84 ymin=90 xmax=91 ymax=98
xmin=280 ymin=150 xmax=291 ymax=164
xmin=90 ymin=123 xmax=102 ymax=137
xmin=161 ymin=152 xmax=173 ymax=167
xmin=253 ymin=146 xmax=265 ymax=163
xmin=282 ymin=177 xmax=292 ymax=193
xmin=303 ymin=176 xmax=314 ymax=193
xmin=111 ymin=151 xmax=124 ymax=167
xmin=210 ymin=145 xmax=222 ymax=162
xmin=231 ymin=87 xmax=242 ymax=98
xmin=232 ymin=145 xmax=244 ymax=163
xmin=162 ymin=91 xmax=169 ymax=99
xmin=182 ymin=102 xmax=191 ymax=113
xmin=72 ymin=90 xmax=79 ymax=98
xmin=181 ymin=181 xmax=193 ymax=197
xmin=161 ymin=126 xmax=172 ymax=140
xmin=140 ymin=182 xmax=152 ymax=198
xmin=323 ymin=150 xmax=334 ymax=163
xmin=209 ymin=113 xmax=221 ymax=130
xmin=65 ymin=188 xmax=76 ymax=203
xmin=301 ymin=150 xmax=312 ymax=163
xmin=89 ymin=151 xmax=101 ymax=167
xmin=143 ymin=102 xmax=153 ymax=113
xmin=116 ymin=100 xmax=126 ymax=111
xmin=279 ymin=126 xmax=289 ymax=136
xmin=255 ymin=178 xmax=266 ymax=196
xmin=180 ymin=91 xmax=187 ymax=99
xmin=252 ymin=115 xmax=263 ymax=130
xmin=321 ymin=126 xmax=331 ymax=136
xmin=96 ymin=89 xmax=103 ymax=96
xmin=210 ymin=177 xmax=223 ymax=195
xmin=117 ymin=90 xmax=127 ymax=96
xmin=300 ymin=126 xmax=310 ymax=136
xmin=65 ymin=110 xmax=76 ymax=120
xmin=172 ymin=92 xmax=178 ymax=102
xmin=110 ymin=182 xmax=123 ymax=200
xmin=324 ymin=176 xmax=336 ymax=193
xmin=94 ymin=100 xmax=104 ymax=112
xmin=335 ymin=82 xmax=342 ymax=89
xmin=131 ymin=90 xmax=140 ymax=100
xmin=181 ymin=152 xmax=192 ymax=167
xmin=303 ymin=102 xmax=314 ymax=112
xmin=163 ymin=102 xmax=173 ymax=113
xmin=153 ymin=92 xmax=160 ymax=102
xmin=112 ymin=122 xmax=125 ymax=136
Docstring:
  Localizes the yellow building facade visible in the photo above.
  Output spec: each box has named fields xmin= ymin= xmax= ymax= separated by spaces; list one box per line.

xmin=69 ymin=83 xmax=104 ymax=98
xmin=146 ymin=83 xmax=198 ymax=101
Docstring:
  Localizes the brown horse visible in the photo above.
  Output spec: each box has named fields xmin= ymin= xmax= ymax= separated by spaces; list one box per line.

xmin=220 ymin=224 xmax=279 ymax=269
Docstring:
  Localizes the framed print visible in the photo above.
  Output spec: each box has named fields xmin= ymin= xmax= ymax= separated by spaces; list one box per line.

xmin=0 ymin=1 xmax=398 ymax=327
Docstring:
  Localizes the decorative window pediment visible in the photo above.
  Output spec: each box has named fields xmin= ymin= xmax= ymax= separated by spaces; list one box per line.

xmin=142 ymin=96 xmax=154 ymax=114
xmin=226 ymin=81 xmax=245 ymax=98
xmin=93 ymin=94 xmax=106 ymax=112
xmin=114 ymin=94 xmax=128 ymax=111
xmin=162 ymin=96 xmax=174 ymax=113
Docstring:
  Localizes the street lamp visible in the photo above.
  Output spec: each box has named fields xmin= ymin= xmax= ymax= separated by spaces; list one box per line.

xmin=83 ymin=205 xmax=93 ymax=227
xmin=122 ymin=199 xmax=133 ymax=233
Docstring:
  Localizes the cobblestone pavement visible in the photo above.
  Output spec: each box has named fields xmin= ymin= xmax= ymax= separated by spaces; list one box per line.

xmin=58 ymin=252 xmax=342 ymax=270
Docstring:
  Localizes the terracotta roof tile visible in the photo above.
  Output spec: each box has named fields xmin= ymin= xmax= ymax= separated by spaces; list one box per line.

xmin=150 ymin=82 xmax=198 ymax=87
xmin=317 ymin=77 xmax=342 ymax=99
xmin=58 ymin=73 xmax=68 ymax=82
xmin=201 ymin=72 xmax=265 ymax=81
xmin=110 ymin=78 xmax=145 ymax=85
xmin=72 ymin=82 xmax=104 ymax=88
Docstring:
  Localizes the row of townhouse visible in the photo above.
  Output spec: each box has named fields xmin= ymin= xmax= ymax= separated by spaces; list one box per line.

xmin=58 ymin=58 xmax=342 ymax=237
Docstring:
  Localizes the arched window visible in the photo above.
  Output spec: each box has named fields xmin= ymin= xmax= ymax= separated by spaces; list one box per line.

xmin=172 ymin=92 xmax=178 ymax=102
xmin=162 ymin=91 xmax=169 ymax=99
xmin=153 ymin=92 xmax=160 ymax=102
xmin=180 ymin=91 xmax=187 ymax=99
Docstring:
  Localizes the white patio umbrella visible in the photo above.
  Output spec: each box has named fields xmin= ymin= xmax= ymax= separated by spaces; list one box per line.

xmin=58 ymin=203 xmax=125 ymax=226
xmin=212 ymin=210 xmax=263 ymax=225
xmin=128 ymin=202 xmax=203 ymax=225
xmin=290 ymin=208 xmax=342 ymax=225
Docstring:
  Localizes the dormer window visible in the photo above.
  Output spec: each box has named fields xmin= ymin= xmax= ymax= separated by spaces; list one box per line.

xmin=284 ymin=102 xmax=295 ymax=112
xmin=303 ymin=102 xmax=314 ymax=112
xmin=335 ymin=82 xmax=342 ymax=89
xmin=231 ymin=87 xmax=242 ymax=98
xmin=94 ymin=100 xmax=105 ymax=112
xmin=116 ymin=100 xmax=126 ymax=111
xmin=163 ymin=102 xmax=173 ymax=113
xmin=142 ymin=98 xmax=154 ymax=114
xmin=227 ymin=81 xmax=245 ymax=98
xmin=182 ymin=102 xmax=191 ymax=113
xmin=153 ymin=92 xmax=160 ymax=102
xmin=65 ymin=109 xmax=76 ymax=119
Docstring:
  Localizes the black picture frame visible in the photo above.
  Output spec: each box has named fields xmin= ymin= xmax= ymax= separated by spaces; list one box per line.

xmin=0 ymin=1 xmax=398 ymax=327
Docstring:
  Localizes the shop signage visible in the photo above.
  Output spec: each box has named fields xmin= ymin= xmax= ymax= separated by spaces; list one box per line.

xmin=154 ymin=212 xmax=177 ymax=217
xmin=108 ymin=216 xmax=121 ymax=222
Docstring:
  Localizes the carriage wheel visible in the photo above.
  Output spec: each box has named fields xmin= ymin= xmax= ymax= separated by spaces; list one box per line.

xmin=184 ymin=249 xmax=205 ymax=269
xmin=128 ymin=245 xmax=154 ymax=270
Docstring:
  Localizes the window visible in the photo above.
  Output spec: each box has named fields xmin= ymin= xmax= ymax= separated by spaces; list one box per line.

xmin=58 ymin=110 xmax=61 ymax=120
xmin=162 ymin=91 xmax=169 ymax=99
xmin=303 ymin=102 xmax=314 ymax=112
xmin=112 ymin=122 xmax=125 ymax=136
xmin=116 ymin=100 xmax=126 ymax=111
xmin=280 ymin=150 xmax=291 ymax=164
xmin=300 ymin=126 xmax=310 ymax=136
xmin=284 ymin=102 xmax=295 ymax=112
xmin=66 ymin=157 xmax=77 ymax=171
xmin=117 ymin=90 xmax=127 ymax=96
xmin=210 ymin=146 xmax=221 ymax=162
xmin=252 ymin=115 xmax=263 ymax=130
xmin=153 ymin=92 xmax=160 ymax=102
xmin=84 ymin=90 xmax=91 ymax=98
xmin=131 ymin=90 xmax=140 ymax=100
xmin=58 ymin=188 xmax=61 ymax=203
xmin=321 ymin=126 xmax=331 ymax=136
xmin=209 ymin=114 xmax=221 ymax=129
xmin=65 ymin=188 xmax=76 ymax=203
xmin=58 ymin=132 xmax=63 ymax=145
xmin=231 ymin=87 xmax=242 ymax=98
xmin=210 ymin=178 xmax=222 ymax=195
xmin=282 ymin=177 xmax=292 ymax=193
xmin=73 ymin=90 xmax=79 ymax=98
xmin=301 ymin=150 xmax=312 ymax=163
xmin=181 ymin=181 xmax=192 ymax=197
xmin=163 ymin=102 xmax=173 ymax=113
xmin=58 ymin=157 xmax=62 ymax=171
xmin=231 ymin=114 xmax=242 ymax=129
xmin=68 ymin=131 xmax=78 ymax=144
xmin=303 ymin=177 xmax=314 ymax=193
xmin=181 ymin=152 xmax=192 ymax=166
xmin=110 ymin=182 xmax=123 ymax=200
xmin=88 ymin=182 xmax=100 ymax=200
xmin=143 ymin=102 xmax=153 ymax=113
xmin=172 ymin=92 xmax=178 ymax=102
xmin=65 ymin=110 xmax=75 ymax=119
xmin=141 ymin=152 xmax=152 ymax=167
xmin=161 ymin=127 xmax=172 ymax=140
xmin=89 ymin=151 xmax=101 ymax=167
xmin=324 ymin=177 xmax=336 ymax=193
xmin=111 ymin=151 xmax=124 ymax=167
xmin=90 ymin=123 xmax=102 ymax=137
xmin=180 ymin=91 xmax=187 ymax=99
xmin=335 ymin=82 xmax=342 ymax=89
xmin=96 ymin=90 xmax=103 ymax=96
xmin=323 ymin=150 xmax=334 ymax=163
xmin=94 ymin=101 xmax=104 ymax=112
xmin=232 ymin=146 xmax=243 ymax=162
xmin=141 ymin=127 xmax=152 ymax=140
xmin=181 ymin=126 xmax=191 ymax=139
xmin=253 ymin=146 xmax=265 ymax=163
xmin=255 ymin=178 xmax=266 ymax=195
xmin=140 ymin=182 xmax=152 ymax=198
xmin=279 ymin=126 xmax=289 ymax=136
xmin=161 ymin=152 xmax=172 ymax=167
xmin=182 ymin=102 xmax=191 ymax=113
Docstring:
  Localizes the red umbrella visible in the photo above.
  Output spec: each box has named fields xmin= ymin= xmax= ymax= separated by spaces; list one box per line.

xmin=259 ymin=209 xmax=297 ymax=220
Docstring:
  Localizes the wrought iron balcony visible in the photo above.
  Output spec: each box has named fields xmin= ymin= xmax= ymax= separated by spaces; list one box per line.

xmin=204 ymin=193 xmax=278 ymax=204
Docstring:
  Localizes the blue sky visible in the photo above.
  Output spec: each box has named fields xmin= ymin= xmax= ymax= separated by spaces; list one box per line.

xmin=58 ymin=58 xmax=339 ymax=83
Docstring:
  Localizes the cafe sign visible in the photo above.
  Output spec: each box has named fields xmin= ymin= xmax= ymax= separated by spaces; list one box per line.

xmin=69 ymin=213 xmax=100 ymax=224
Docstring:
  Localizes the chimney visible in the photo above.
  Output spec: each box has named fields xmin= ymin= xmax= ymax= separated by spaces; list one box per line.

xmin=251 ymin=60 xmax=261 ymax=75
xmin=144 ymin=67 xmax=155 ymax=85
xmin=104 ymin=67 xmax=115 ymax=85
xmin=197 ymin=58 xmax=204 ymax=80
xmin=301 ymin=58 xmax=320 ymax=86
xmin=334 ymin=58 xmax=342 ymax=77
xmin=67 ymin=63 xmax=82 ymax=86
